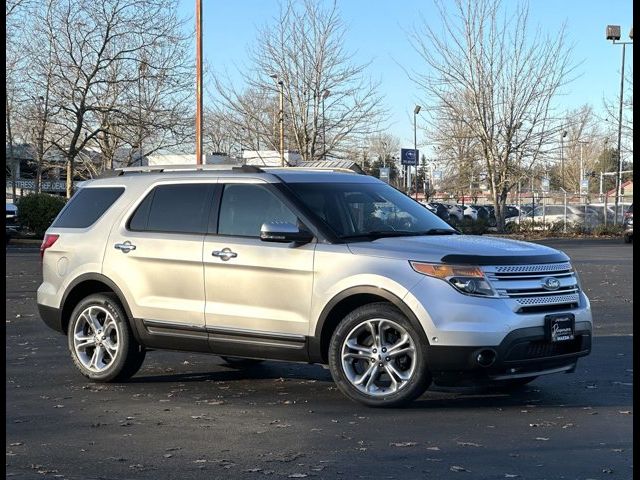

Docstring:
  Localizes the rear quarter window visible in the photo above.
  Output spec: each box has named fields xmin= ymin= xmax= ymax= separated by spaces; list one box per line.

xmin=52 ymin=187 xmax=125 ymax=228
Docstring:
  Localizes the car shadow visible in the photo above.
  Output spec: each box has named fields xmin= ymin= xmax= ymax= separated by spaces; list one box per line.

xmin=128 ymin=361 xmax=334 ymax=384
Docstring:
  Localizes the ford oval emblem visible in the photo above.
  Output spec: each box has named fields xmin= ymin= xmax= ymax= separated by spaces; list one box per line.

xmin=541 ymin=277 xmax=561 ymax=291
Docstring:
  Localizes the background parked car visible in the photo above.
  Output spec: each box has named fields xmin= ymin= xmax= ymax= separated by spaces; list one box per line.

xmin=472 ymin=205 xmax=489 ymax=221
xmin=427 ymin=202 xmax=451 ymax=223
xmin=6 ymin=203 xmax=19 ymax=245
xmin=462 ymin=205 xmax=478 ymax=221
xmin=442 ymin=203 xmax=464 ymax=223
xmin=506 ymin=205 xmax=598 ymax=229
xmin=623 ymin=204 xmax=633 ymax=243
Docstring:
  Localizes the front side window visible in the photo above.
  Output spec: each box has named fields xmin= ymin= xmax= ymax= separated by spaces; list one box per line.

xmin=128 ymin=184 xmax=212 ymax=234
xmin=287 ymin=182 xmax=455 ymax=240
xmin=217 ymin=183 xmax=297 ymax=237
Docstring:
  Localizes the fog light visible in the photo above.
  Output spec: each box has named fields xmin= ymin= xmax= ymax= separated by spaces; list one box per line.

xmin=476 ymin=349 xmax=497 ymax=367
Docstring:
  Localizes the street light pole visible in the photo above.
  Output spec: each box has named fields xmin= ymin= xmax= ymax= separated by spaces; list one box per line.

xmin=413 ymin=105 xmax=421 ymax=200
xmin=606 ymin=25 xmax=632 ymax=224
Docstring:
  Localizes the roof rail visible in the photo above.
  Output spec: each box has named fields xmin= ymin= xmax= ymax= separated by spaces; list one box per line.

xmin=263 ymin=167 xmax=359 ymax=174
xmin=112 ymin=164 xmax=264 ymax=175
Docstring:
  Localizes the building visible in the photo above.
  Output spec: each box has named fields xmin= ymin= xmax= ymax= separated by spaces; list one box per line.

xmin=605 ymin=180 xmax=633 ymax=200
xmin=241 ymin=150 xmax=302 ymax=167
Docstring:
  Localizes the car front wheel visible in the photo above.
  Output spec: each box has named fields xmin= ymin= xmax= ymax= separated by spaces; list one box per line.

xmin=67 ymin=293 xmax=145 ymax=382
xmin=328 ymin=303 xmax=431 ymax=407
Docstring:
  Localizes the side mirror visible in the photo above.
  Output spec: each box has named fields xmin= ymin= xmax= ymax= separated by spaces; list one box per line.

xmin=260 ymin=222 xmax=314 ymax=244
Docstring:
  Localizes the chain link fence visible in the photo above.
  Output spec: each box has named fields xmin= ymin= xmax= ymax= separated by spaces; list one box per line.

xmin=427 ymin=191 xmax=632 ymax=234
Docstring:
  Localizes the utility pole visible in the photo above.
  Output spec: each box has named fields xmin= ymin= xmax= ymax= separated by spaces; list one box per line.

xmin=322 ymin=89 xmax=330 ymax=160
xmin=195 ymin=0 xmax=203 ymax=165
xmin=278 ymin=80 xmax=284 ymax=166
xmin=578 ymin=140 xmax=589 ymax=194
xmin=270 ymin=74 xmax=285 ymax=166
xmin=560 ymin=129 xmax=567 ymax=190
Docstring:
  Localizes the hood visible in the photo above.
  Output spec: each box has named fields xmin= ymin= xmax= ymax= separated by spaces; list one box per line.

xmin=347 ymin=235 xmax=569 ymax=265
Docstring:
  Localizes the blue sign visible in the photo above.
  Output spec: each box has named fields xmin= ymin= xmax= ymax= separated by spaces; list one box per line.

xmin=401 ymin=148 xmax=418 ymax=166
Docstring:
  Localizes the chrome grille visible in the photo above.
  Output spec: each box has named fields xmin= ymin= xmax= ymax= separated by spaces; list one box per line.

xmin=484 ymin=262 xmax=580 ymax=312
xmin=515 ymin=293 xmax=580 ymax=305
xmin=492 ymin=262 xmax=571 ymax=273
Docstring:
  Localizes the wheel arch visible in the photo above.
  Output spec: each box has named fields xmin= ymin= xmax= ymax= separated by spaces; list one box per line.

xmin=61 ymin=273 xmax=141 ymax=342
xmin=309 ymin=286 xmax=428 ymax=364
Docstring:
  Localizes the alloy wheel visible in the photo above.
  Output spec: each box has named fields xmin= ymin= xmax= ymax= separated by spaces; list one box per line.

xmin=73 ymin=306 xmax=120 ymax=373
xmin=340 ymin=318 xmax=417 ymax=396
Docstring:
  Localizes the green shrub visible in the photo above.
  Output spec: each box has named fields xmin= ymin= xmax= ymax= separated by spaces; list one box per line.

xmin=566 ymin=221 xmax=589 ymax=235
xmin=591 ymin=224 xmax=625 ymax=236
xmin=548 ymin=221 xmax=565 ymax=233
xmin=16 ymin=193 xmax=67 ymax=237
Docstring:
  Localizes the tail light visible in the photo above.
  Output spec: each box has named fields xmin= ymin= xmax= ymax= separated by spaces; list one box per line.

xmin=40 ymin=234 xmax=59 ymax=259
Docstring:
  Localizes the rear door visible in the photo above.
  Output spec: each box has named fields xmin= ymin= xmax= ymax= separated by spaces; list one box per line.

xmin=103 ymin=182 xmax=215 ymax=330
xmin=202 ymin=180 xmax=315 ymax=359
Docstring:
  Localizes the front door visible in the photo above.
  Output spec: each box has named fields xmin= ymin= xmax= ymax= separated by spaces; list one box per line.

xmin=203 ymin=180 xmax=315 ymax=359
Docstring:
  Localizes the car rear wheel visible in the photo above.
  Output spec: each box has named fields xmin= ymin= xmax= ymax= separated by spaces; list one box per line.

xmin=67 ymin=293 xmax=145 ymax=382
xmin=328 ymin=303 xmax=431 ymax=407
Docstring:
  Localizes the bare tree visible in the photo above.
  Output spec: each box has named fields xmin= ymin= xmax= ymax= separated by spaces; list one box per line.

xmin=601 ymin=66 xmax=633 ymax=158
xmin=428 ymin=112 xmax=482 ymax=202
xmin=556 ymin=106 xmax=605 ymax=194
xmin=409 ymin=0 xmax=577 ymax=230
xmin=31 ymin=0 xmax=192 ymax=197
xmin=366 ymin=133 xmax=401 ymax=186
xmin=212 ymin=0 xmax=386 ymax=162
xmin=5 ymin=0 xmax=31 ymax=200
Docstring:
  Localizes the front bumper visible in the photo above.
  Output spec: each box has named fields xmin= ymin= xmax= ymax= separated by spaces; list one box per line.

xmin=427 ymin=322 xmax=591 ymax=385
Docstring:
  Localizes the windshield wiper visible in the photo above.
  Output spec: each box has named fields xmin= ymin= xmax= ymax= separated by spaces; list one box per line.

xmin=341 ymin=229 xmax=458 ymax=240
xmin=421 ymin=228 xmax=460 ymax=235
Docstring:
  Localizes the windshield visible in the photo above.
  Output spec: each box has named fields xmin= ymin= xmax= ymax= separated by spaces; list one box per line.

xmin=287 ymin=181 xmax=455 ymax=240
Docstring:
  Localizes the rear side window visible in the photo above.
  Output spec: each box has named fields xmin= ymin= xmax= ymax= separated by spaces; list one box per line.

xmin=53 ymin=187 xmax=124 ymax=228
xmin=128 ymin=184 xmax=212 ymax=234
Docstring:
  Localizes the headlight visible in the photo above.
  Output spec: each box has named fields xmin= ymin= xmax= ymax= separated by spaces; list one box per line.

xmin=410 ymin=261 xmax=497 ymax=297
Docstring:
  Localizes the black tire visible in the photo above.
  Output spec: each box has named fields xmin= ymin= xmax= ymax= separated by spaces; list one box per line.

xmin=67 ymin=293 xmax=145 ymax=382
xmin=490 ymin=376 xmax=538 ymax=391
xmin=220 ymin=356 xmax=264 ymax=367
xmin=624 ymin=234 xmax=632 ymax=243
xmin=328 ymin=302 xmax=431 ymax=407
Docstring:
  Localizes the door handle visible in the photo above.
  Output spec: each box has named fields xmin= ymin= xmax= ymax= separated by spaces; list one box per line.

xmin=114 ymin=241 xmax=137 ymax=253
xmin=212 ymin=248 xmax=237 ymax=261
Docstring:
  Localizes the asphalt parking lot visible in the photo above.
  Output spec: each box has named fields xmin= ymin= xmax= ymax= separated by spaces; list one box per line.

xmin=5 ymin=238 xmax=633 ymax=480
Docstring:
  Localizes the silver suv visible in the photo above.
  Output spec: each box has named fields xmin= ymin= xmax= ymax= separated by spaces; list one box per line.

xmin=37 ymin=166 xmax=592 ymax=407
